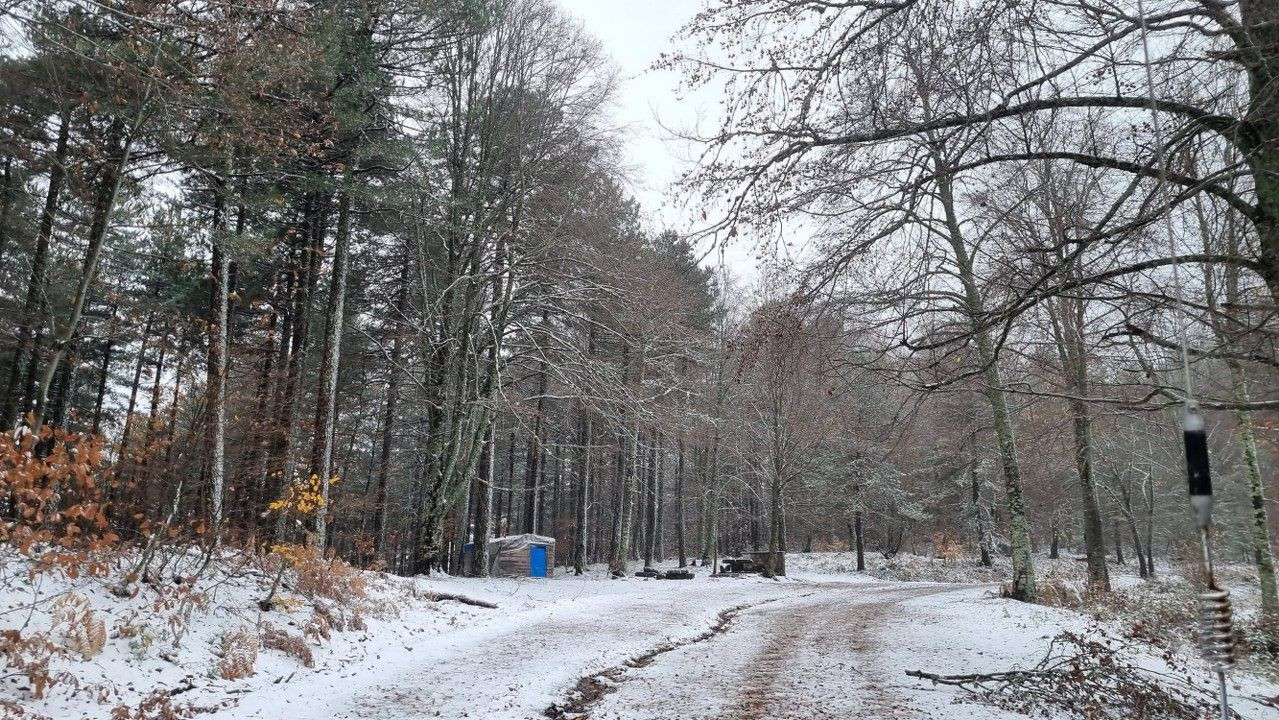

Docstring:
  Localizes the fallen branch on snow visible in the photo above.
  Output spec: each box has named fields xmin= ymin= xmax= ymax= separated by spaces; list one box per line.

xmin=906 ymin=630 xmax=1235 ymax=719
xmin=425 ymin=592 xmax=498 ymax=609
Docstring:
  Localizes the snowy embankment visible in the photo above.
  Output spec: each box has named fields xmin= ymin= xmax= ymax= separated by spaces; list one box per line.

xmin=2 ymin=549 xmax=796 ymax=719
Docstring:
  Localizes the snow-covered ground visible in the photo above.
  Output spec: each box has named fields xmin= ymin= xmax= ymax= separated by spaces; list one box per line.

xmin=5 ymin=550 xmax=1278 ymax=719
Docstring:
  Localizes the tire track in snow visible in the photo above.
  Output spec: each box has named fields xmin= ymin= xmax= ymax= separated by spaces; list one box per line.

xmin=543 ymin=594 xmax=800 ymax=719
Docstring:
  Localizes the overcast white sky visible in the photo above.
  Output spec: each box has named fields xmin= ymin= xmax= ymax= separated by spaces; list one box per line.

xmin=555 ymin=1 xmax=698 ymax=220
xmin=555 ymin=1 xmax=761 ymax=279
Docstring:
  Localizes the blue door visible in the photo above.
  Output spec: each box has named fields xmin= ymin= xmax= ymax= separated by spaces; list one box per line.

xmin=529 ymin=545 xmax=547 ymax=577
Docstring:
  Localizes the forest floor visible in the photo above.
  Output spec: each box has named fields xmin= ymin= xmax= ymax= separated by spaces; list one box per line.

xmin=6 ymin=550 xmax=1279 ymax=719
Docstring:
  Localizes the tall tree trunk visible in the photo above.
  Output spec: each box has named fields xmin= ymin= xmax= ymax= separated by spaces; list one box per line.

xmin=934 ymin=152 xmax=1036 ymax=602
xmin=89 ymin=305 xmax=118 ymax=436
xmin=574 ymin=410 xmax=591 ymax=575
xmin=373 ymin=262 xmax=409 ymax=560
xmin=46 ymin=338 xmax=78 ymax=434
xmin=242 ymin=295 xmax=277 ymax=535
xmin=1239 ymin=0 xmax=1279 ymax=303
xmin=2 ymin=113 xmax=69 ymax=430
xmin=1113 ymin=469 xmax=1148 ymax=578
xmin=702 ymin=438 xmax=721 ymax=567
xmin=1200 ymin=196 xmax=1279 ymax=622
xmin=472 ymin=423 xmax=494 ymax=576
xmin=31 ymin=119 xmax=138 ymax=433
xmin=311 ymin=191 xmax=352 ymax=547
xmin=854 ymin=483 xmax=865 ymax=571
xmin=610 ymin=425 xmax=639 ymax=576
xmin=971 ymin=464 xmax=993 ymax=567
xmin=113 ymin=317 xmax=152 ymax=498
xmin=764 ymin=472 xmax=783 ymax=578
xmin=272 ymin=195 xmax=326 ymax=542
xmin=1143 ymin=474 xmax=1155 ymax=577
xmin=207 ymin=179 xmax=231 ymax=542
xmin=1046 ymin=289 xmax=1110 ymax=591
xmin=643 ymin=429 xmax=658 ymax=571
xmin=610 ymin=349 xmax=642 ymax=576
xmin=1229 ymin=367 xmax=1279 ymax=621
xmin=158 ymin=340 xmax=186 ymax=516
xmin=654 ymin=440 xmax=665 ymax=563
xmin=523 ymin=355 xmax=548 ymax=534
xmin=675 ymin=435 xmax=687 ymax=568
xmin=1131 ymin=523 xmax=1148 ymax=578
xmin=0 ymin=155 xmax=12 ymax=269
xmin=130 ymin=343 xmax=166 ymax=505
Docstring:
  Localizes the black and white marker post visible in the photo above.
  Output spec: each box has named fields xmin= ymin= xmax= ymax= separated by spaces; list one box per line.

xmin=1183 ymin=401 xmax=1235 ymax=720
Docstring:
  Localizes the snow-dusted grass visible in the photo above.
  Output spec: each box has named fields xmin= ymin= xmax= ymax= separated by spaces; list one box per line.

xmin=787 ymin=549 xmax=1007 ymax=584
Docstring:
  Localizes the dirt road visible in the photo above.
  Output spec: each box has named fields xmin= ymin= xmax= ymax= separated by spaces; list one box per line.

xmin=588 ymin=583 xmax=970 ymax=720
xmin=221 ymin=579 xmax=1023 ymax=720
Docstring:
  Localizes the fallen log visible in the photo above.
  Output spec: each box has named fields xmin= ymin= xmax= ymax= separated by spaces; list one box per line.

xmin=426 ymin=591 xmax=498 ymax=609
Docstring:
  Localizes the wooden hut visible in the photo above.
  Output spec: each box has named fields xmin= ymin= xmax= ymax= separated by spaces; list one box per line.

xmin=485 ymin=534 xmax=556 ymax=577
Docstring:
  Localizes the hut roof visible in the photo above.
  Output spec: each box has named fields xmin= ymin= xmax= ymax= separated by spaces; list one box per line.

xmin=487 ymin=534 xmax=555 ymax=552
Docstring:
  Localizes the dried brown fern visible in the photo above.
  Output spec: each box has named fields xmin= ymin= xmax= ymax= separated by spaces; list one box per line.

xmin=260 ymin=623 xmax=314 ymax=668
xmin=217 ymin=627 xmax=258 ymax=680
xmin=50 ymin=593 xmax=106 ymax=660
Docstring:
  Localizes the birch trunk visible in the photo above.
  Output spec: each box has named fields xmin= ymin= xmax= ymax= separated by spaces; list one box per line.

xmin=1229 ymin=365 xmax=1279 ymax=621
xmin=1199 ymin=194 xmax=1278 ymax=620
xmin=207 ymin=179 xmax=230 ymax=542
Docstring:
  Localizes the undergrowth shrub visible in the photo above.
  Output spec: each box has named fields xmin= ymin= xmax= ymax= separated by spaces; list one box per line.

xmin=1025 ymin=574 xmax=1083 ymax=609
xmin=1084 ymin=579 xmax=1196 ymax=650
xmin=305 ymin=609 xmax=331 ymax=643
xmin=930 ymin=531 xmax=966 ymax=560
xmin=0 ymin=629 xmax=69 ymax=699
xmin=0 ymin=429 xmax=117 ymax=579
xmin=272 ymin=542 xmax=366 ymax=604
xmin=153 ymin=585 xmax=208 ymax=648
xmin=871 ymin=554 xmax=1005 ymax=584
xmin=311 ymin=600 xmax=365 ymax=634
